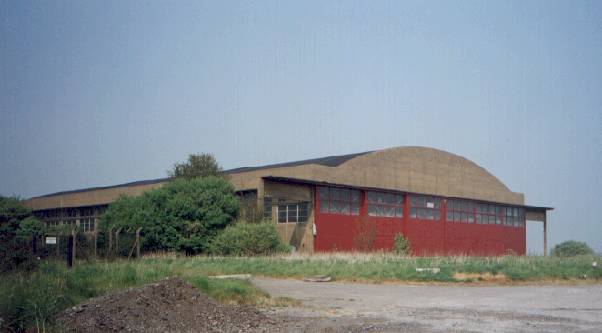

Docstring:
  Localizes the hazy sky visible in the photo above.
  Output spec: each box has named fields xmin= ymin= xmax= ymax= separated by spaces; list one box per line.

xmin=1 ymin=1 xmax=601 ymax=253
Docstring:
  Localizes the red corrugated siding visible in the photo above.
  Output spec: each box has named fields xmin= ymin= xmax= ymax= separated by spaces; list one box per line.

xmin=314 ymin=185 xmax=526 ymax=256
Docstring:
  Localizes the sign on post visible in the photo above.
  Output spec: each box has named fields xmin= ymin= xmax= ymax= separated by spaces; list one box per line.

xmin=46 ymin=236 xmax=57 ymax=244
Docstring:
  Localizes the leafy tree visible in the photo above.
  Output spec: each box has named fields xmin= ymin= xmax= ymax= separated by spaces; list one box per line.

xmin=169 ymin=153 xmax=223 ymax=179
xmin=0 ymin=196 xmax=43 ymax=272
xmin=551 ymin=240 xmax=595 ymax=257
xmin=100 ymin=176 xmax=239 ymax=254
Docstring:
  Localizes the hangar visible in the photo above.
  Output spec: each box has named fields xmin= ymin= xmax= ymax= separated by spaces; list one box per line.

xmin=24 ymin=146 xmax=552 ymax=255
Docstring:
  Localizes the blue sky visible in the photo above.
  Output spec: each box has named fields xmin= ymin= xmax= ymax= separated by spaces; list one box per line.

xmin=1 ymin=1 xmax=601 ymax=253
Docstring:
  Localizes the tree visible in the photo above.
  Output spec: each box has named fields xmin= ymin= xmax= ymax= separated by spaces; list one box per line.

xmin=100 ymin=176 xmax=239 ymax=254
xmin=0 ymin=196 xmax=43 ymax=272
xmin=169 ymin=153 xmax=223 ymax=179
xmin=551 ymin=240 xmax=595 ymax=257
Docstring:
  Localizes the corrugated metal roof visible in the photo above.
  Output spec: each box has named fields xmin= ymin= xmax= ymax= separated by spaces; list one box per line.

xmin=35 ymin=178 xmax=170 ymax=198
xmin=32 ymin=150 xmax=372 ymax=199
xmin=225 ymin=151 xmax=371 ymax=174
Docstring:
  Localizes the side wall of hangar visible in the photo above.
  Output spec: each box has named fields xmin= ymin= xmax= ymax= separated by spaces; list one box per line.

xmin=25 ymin=146 xmax=552 ymax=255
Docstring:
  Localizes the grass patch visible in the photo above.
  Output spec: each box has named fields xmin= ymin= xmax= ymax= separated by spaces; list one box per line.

xmin=0 ymin=260 xmax=275 ymax=332
xmin=141 ymin=252 xmax=602 ymax=283
xmin=2 ymin=253 xmax=600 ymax=332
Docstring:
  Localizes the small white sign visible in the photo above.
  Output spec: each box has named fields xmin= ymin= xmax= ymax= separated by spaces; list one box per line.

xmin=46 ymin=237 xmax=57 ymax=244
xmin=426 ymin=202 xmax=435 ymax=209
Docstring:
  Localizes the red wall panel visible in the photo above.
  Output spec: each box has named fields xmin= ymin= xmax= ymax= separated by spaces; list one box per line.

xmin=313 ymin=185 xmax=526 ymax=256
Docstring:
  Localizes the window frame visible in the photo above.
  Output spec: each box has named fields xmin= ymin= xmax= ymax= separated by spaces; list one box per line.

xmin=367 ymin=191 xmax=404 ymax=218
xmin=446 ymin=199 xmax=475 ymax=223
xmin=318 ymin=186 xmax=360 ymax=216
xmin=409 ymin=195 xmax=441 ymax=221
xmin=278 ymin=201 xmax=310 ymax=223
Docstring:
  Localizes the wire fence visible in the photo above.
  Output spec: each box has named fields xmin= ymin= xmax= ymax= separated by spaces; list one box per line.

xmin=30 ymin=227 xmax=143 ymax=266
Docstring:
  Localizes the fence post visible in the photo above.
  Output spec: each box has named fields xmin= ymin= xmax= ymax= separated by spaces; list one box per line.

xmin=108 ymin=226 xmax=113 ymax=256
xmin=31 ymin=235 xmax=37 ymax=257
xmin=136 ymin=227 xmax=142 ymax=258
xmin=71 ymin=227 xmax=77 ymax=267
xmin=94 ymin=229 xmax=98 ymax=259
xmin=115 ymin=228 xmax=122 ymax=257
xmin=67 ymin=234 xmax=73 ymax=268
xmin=56 ymin=234 xmax=60 ymax=258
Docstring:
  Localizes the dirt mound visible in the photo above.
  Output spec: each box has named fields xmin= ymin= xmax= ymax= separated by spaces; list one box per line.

xmin=57 ymin=277 xmax=280 ymax=332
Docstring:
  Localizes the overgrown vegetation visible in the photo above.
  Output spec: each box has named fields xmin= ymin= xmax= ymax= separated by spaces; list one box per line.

xmin=0 ymin=261 xmax=273 ymax=332
xmin=2 ymin=253 xmax=601 ymax=332
xmin=100 ymin=176 xmax=239 ymax=254
xmin=393 ymin=233 xmax=411 ymax=255
xmin=210 ymin=222 xmax=291 ymax=256
xmin=138 ymin=253 xmax=602 ymax=283
xmin=551 ymin=240 xmax=595 ymax=257
xmin=0 ymin=196 xmax=43 ymax=273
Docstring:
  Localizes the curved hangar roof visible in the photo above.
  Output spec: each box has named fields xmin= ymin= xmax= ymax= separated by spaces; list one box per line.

xmin=228 ymin=146 xmax=524 ymax=206
xmin=26 ymin=146 xmax=524 ymax=210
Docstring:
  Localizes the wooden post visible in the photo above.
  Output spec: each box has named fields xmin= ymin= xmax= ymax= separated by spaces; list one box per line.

xmin=543 ymin=214 xmax=548 ymax=256
xmin=94 ymin=229 xmax=98 ymax=259
xmin=71 ymin=227 xmax=77 ymax=266
xmin=31 ymin=235 xmax=37 ymax=256
xmin=136 ymin=227 xmax=142 ymax=258
xmin=67 ymin=234 xmax=74 ymax=268
xmin=108 ymin=227 xmax=113 ymax=256
xmin=56 ymin=234 xmax=60 ymax=258
xmin=115 ymin=228 xmax=122 ymax=257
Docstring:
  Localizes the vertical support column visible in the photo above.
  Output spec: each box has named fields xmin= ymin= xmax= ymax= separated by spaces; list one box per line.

xmin=543 ymin=214 xmax=548 ymax=256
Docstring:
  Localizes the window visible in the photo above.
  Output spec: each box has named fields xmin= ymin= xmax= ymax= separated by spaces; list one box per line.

xmin=446 ymin=199 xmax=475 ymax=223
xmin=278 ymin=202 xmax=309 ymax=223
xmin=263 ymin=197 xmax=272 ymax=219
xmin=63 ymin=219 xmax=76 ymax=227
xmin=476 ymin=204 xmax=497 ymax=224
xmin=409 ymin=196 xmax=441 ymax=221
xmin=367 ymin=191 xmax=403 ymax=217
xmin=80 ymin=207 xmax=94 ymax=217
xmin=80 ymin=218 xmax=95 ymax=232
xmin=318 ymin=186 xmax=360 ymax=216
xmin=46 ymin=220 xmax=60 ymax=227
xmin=504 ymin=207 xmax=525 ymax=227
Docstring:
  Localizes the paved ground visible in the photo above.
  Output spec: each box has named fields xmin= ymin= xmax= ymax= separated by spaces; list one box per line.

xmin=256 ymin=278 xmax=602 ymax=333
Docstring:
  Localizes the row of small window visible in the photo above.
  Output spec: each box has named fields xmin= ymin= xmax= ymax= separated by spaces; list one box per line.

xmin=367 ymin=191 xmax=404 ymax=217
xmin=278 ymin=202 xmax=309 ymax=223
xmin=319 ymin=187 xmax=360 ymax=216
xmin=45 ymin=219 xmax=96 ymax=231
xmin=318 ymin=187 xmax=525 ymax=226
xmin=447 ymin=199 xmax=525 ymax=227
xmin=35 ymin=206 xmax=106 ymax=219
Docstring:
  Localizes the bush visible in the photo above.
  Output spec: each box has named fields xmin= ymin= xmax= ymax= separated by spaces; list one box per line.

xmin=551 ymin=240 xmax=595 ymax=257
xmin=210 ymin=222 xmax=291 ymax=256
xmin=0 ymin=196 xmax=43 ymax=273
xmin=100 ymin=176 xmax=239 ymax=255
xmin=393 ymin=233 xmax=411 ymax=255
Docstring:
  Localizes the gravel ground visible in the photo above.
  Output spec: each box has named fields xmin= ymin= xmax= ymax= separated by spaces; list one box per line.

xmin=255 ymin=278 xmax=602 ymax=333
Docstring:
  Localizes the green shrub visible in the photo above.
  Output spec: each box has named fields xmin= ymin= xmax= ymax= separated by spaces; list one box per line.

xmin=0 ymin=196 xmax=43 ymax=273
xmin=393 ymin=233 xmax=411 ymax=255
xmin=100 ymin=176 xmax=239 ymax=255
xmin=210 ymin=222 xmax=291 ymax=256
xmin=551 ymin=240 xmax=595 ymax=257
